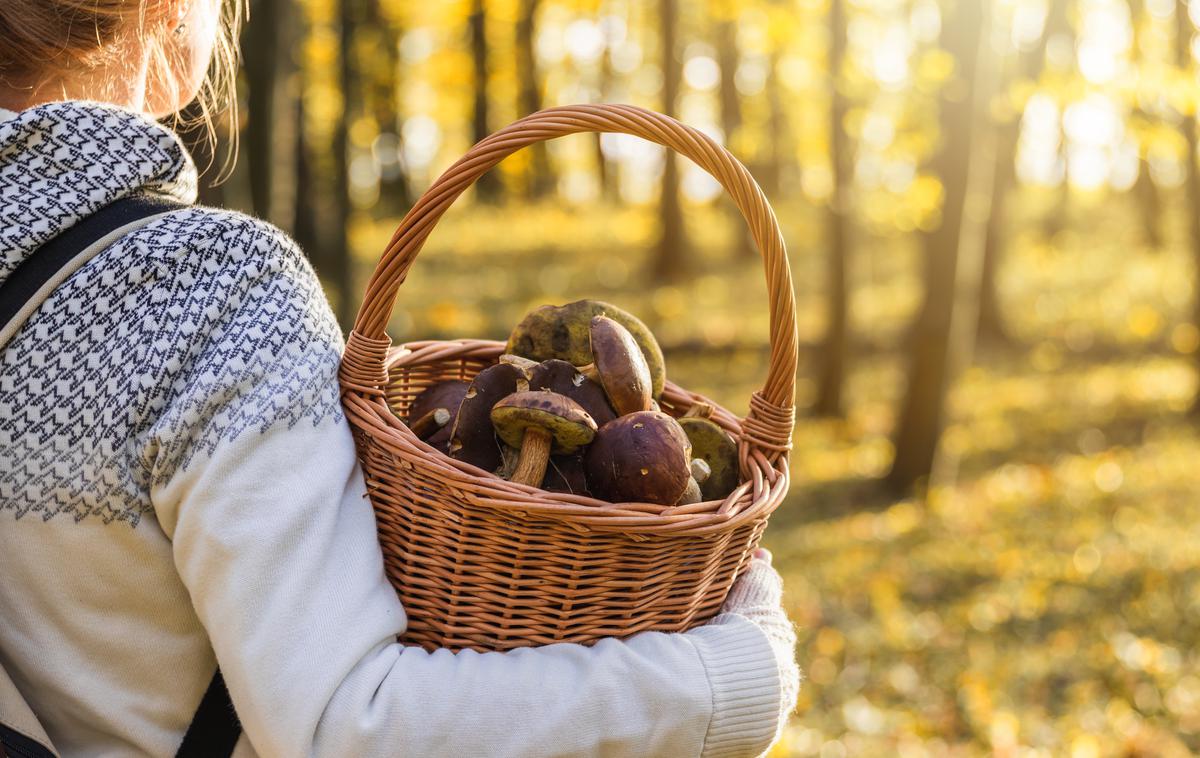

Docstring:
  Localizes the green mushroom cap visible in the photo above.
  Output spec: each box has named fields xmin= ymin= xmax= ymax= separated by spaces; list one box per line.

xmin=679 ymin=416 xmax=739 ymax=501
xmin=505 ymin=299 xmax=666 ymax=399
xmin=490 ymin=391 xmax=598 ymax=454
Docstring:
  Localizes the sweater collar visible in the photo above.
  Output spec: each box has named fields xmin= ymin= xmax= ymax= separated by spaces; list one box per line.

xmin=0 ymin=100 xmax=197 ymax=284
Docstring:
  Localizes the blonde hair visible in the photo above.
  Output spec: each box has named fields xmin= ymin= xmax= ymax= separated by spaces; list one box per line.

xmin=0 ymin=0 xmax=244 ymax=173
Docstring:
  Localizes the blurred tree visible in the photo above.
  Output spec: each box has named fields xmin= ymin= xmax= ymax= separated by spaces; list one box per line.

xmin=1176 ymin=0 xmax=1200 ymax=413
xmin=516 ymin=0 xmax=555 ymax=197
xmin=760 ymin=44 xmax=788 ymax=199
xmin=471 ymin=0 xmax=503 ymax=203
xmin=814 ymin=0 xmax=851 ymax=418
xmin=1042 ymin=6 xmax=1076 ymax=241
xmin=242 ymin=0 xmax=297 ymax=230
xmin=713 ymin=3 xmax=741 ymax=148
xmin=365 ymin=0 xmax=412 ymax=212
xmin=652 ymin=0 xmax=688 ymax=281
xmin=978 ymin=0 xmax=1068 ymax=346
xmin=1127 ymin=0 xmax=1164 ymax=250
xmin=595 ymin=10 xmax=618 ymax=202
xmin=712 ymin=0 xmax=755 ymax=260
xmin=293 ymin=91 xmax=320 ymax=264
xmin=1130 ymin=109 xmax=1164 ymax=250
xmin=330 ymin=0 xmax=360 ymax=329
xmin=888 ymin=0 xmax=990 ymax=495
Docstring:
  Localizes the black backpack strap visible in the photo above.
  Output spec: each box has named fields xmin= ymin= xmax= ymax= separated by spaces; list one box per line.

xmin=176 ymin=669 xmax=240 ymax=758
xmin=0 ymin=194 xmax=185 ymax=351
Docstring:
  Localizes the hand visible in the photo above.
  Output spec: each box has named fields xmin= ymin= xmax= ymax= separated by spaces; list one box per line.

xmin=719 ymin=549 xmax=801 ymax=747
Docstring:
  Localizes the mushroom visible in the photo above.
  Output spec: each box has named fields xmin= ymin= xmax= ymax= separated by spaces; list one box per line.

xmin=542 ymin=453 xmax=591 ymax=496
xmin=676 ymin=459 xmax=712 ymax=505
xmin=679 ymin=416 xmax=739 ymax=501
xmin=584 ymin=411 xmax=692 ymax=505
xmin=529 ymin=358 xmax=617 ymax=426
xmin=586 ymin=315 xmax=652 ymax=416
xmin=407 ymin=380 xmax=470 ymax=453
xmin=448 ymin=363 xmax=531 ymax=473
xmin=505 ymin=299 xmax=667 ymax=399
xmin=490 ymin=391 xmax=598 ymax=486
xmin=409 ymin=407 xmax=452 ymax=439
xmin=499 ymin=353 xmax=540 ymax=372
xmin=677 ymin=478 xmax=702 ymax=505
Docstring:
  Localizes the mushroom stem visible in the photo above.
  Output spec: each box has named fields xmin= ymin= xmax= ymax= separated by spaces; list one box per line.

xmin=500 ymin=354 xmax=540 ymax=372
xmin=410 ymin=407 xmax=451 ymax=439
xmin=690 ymin=458 xmax=712 ymax=484
xmin=510 ymin=426 xmax=553 ymax=486
xmin=677 ymin=477 xmax=703 ymax=505
xmin=684 ymin=402 xmax=715 ymax=419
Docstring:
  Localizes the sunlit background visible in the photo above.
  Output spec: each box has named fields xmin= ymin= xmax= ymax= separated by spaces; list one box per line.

xmin=198 ymin=0 xmax=1200 ymax=754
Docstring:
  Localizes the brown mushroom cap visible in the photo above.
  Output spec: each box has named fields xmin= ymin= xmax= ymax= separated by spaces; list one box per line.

xmin=589 ymin=315 xmax=652 ymax=416
xmin=529 ymin=359 xmax=617 ymax=426
xmin=491 ymin=391 xmax=597 ymax=453
xmin=491 ymin=391 xmax=597 ymax=487
xmin=542 ymin=453 xmax=591 ymax=496
xmin=584 ymin=411 xmax=692 ymax=505
xmin=448 ymin=363 xmax=531 ymax=473
xmin=679 ymin=417 xmax=739 ymax=501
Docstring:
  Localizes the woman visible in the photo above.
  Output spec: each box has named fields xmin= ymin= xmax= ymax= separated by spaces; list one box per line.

xmin=0 ymin=1 xmax=800 ymax=756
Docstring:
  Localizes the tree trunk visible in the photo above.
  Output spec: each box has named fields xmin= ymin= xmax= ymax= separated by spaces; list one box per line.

xmin=1126 ymin=0 xmax=1163 ymax=250
xmin=976 ymin=159 xmax=1012 ymax=346
xmin=242 ymin=0 xmax=297 ymax=230
xmin=713 ymin=3 xmax=754 ymax=260
xmin=1176 ymin=1 xmax=1200 ymax=413
xmin=330 ymin=0 xmax=358 ymax=331
xmin=516 ymin=0 xmax=553 ymax=198
xmin=761 ymin=46 xmax=789 ymax=199
xmin=1040 ymin=116 xmax=1071 ymax=240
xmin=471 ymin=0 xmax=502 ymax=203
xmin=715 ymin=10 xmax=742 ymax=145
xmin=1132 ymin=143 xmax=1163 ymax=250
xmin=978 ymin=0 xmax=1067 ymax=346
xmin=887 ymin=0 xmax=989 ymax=495
xmin=652 ymin=0 xmax=687 ymax=282
xmin=595 ymin=11 xmax=618 ymax=202
xmin=814 ymin=0 xmax=850 ymax=417
xmin=367 ymin=0 xmax=412 ymax=212
xmin=293 ymin=91 xmax=320 ymax=263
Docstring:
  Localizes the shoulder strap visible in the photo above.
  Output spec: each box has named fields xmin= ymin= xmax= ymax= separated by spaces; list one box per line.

xmin=0 ymin=194 xmax=185 ymax=352
xmin=176 ymin=670 xmax=241 ymax=758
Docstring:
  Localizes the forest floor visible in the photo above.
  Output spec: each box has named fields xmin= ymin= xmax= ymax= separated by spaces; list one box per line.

xmin=355 ymin=194 xmax=1200 ymax=757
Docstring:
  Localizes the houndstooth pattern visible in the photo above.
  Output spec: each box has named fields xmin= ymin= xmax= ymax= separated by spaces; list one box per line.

xmin=0 ymin=102 xmax=344 ymax=526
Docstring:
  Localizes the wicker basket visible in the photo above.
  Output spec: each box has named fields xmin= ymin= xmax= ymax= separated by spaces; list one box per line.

xmin=338 ymin=104 xmax=798 ymax=652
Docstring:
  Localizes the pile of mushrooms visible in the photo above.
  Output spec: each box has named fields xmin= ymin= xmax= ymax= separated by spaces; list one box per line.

xmin=399 ymin=299 xmax=739 ymax=506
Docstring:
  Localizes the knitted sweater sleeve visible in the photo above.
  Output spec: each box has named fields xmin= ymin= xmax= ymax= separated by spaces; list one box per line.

xmin=144 ymin=214 xmax=783 ymax=758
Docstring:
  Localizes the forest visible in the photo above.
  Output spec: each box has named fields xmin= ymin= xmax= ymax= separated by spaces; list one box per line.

xmin=198 ymin=0 xmax=1200 ymax=754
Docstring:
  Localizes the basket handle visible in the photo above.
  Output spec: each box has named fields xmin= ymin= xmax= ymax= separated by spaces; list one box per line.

xmin=341 ymin=104 xmax=798 ymax=453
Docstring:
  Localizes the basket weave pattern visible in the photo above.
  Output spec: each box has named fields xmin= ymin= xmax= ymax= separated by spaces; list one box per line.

xmin=339 ymin=104 xmax=798 ymax=652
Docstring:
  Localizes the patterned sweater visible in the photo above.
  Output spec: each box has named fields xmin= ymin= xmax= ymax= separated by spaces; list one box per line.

xmin=0 ymin=101 xmax=790 ymax=758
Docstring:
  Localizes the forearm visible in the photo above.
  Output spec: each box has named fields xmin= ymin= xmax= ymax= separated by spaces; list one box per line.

xmin=311 ymin=621 xmax=772 ymax=758
xmin=157 ymin=417 xmax=779 ymax=758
